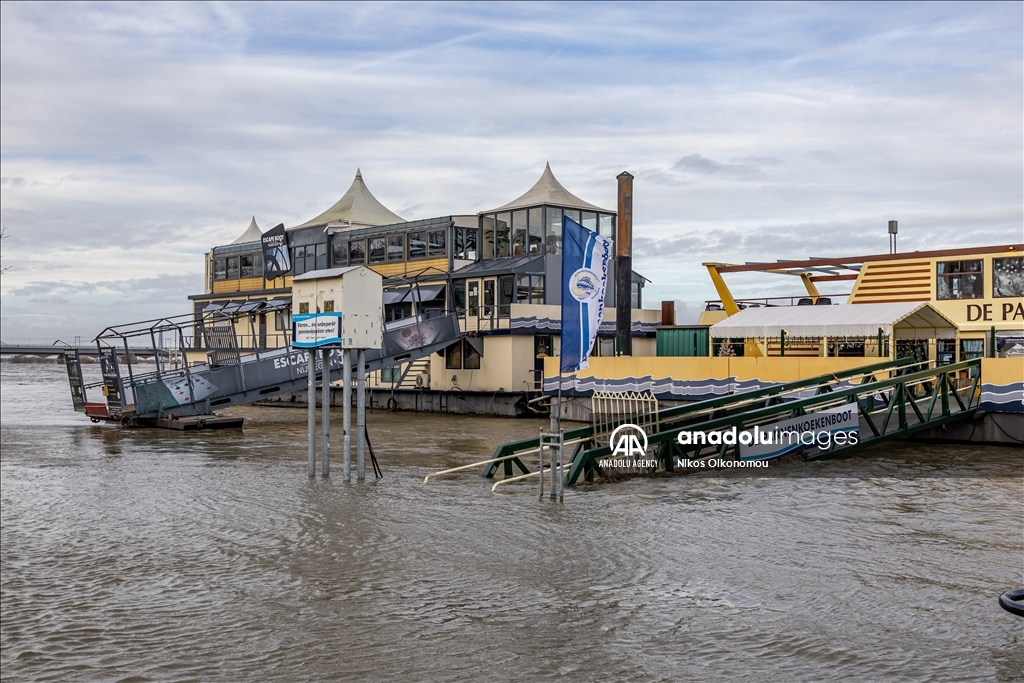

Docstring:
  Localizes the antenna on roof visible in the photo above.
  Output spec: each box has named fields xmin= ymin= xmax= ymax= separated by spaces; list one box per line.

xmin=888 ymin=220 xmax=898 ymax=254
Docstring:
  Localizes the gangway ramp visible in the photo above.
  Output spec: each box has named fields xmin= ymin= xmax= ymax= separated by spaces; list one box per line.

xmin=475 ymin=357 xmax=982 ymax=488
xmin=65 ymin=312 xmax=464 ymax=425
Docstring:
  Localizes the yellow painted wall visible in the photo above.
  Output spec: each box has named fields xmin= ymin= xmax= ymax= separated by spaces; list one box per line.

xmin=368 ymin=258 xmax=448 ymax=279
xmin=981 ymin=357 xmax=1024 ymax=385
xmin=545 ymin=355 xmax=896 ymax=384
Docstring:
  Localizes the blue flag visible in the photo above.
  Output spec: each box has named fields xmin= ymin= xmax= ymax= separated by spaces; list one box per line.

xmin=560 ymin=216 xmax=613 ymax=374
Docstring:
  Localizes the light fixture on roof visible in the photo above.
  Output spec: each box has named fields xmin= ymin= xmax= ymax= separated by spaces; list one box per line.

xmin=888 ymin=220 xmax=898 ymax=254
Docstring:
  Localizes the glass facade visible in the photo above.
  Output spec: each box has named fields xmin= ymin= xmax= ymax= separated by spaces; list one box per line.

xmin=937 ymin=260 xmax=983 ymax=299
xmin=478 ymin=205 xmax=615 ymax=259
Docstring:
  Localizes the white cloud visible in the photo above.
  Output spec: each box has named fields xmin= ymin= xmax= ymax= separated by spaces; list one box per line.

xmin=0 ymin=1 xmax=1020 ymax=338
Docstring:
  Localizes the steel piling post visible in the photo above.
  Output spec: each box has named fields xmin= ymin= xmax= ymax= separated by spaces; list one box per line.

xmin=307 ymin=349 xmax=316 ymax=478
xmin=357 ymin=348 xmax=366 ymax=481
xmin=343 ymin=348 xmax=352 ymax=482
xmin=322 ymin=348 xmax=330 ymax=477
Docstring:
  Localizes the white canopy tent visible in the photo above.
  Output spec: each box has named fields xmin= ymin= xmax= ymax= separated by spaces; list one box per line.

xmin=709 ymin=302 xmax=958 ymax=340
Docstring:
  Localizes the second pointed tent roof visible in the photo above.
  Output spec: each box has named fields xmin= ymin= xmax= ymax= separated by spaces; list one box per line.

xmin=291 ymin=169 xmax=406 ymax=230
xmin=231 ymin=216 xmax=263 ymax=244
xmin=481 ymin=162 xmax=612 ymax=214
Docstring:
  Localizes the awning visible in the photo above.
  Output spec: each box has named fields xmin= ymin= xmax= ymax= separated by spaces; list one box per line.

xmin=383 ymin=285 xmax=445 ymax=305
xmin=237 ymin=300 xmax=264 ymax=313
xmin=709 ymin=302 xmax=958 ymax=340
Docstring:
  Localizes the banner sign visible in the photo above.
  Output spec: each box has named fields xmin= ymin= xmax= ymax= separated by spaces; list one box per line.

xmin=292 ymin=312 xmax=343 ymax=348
xmin=560 ymin=216 xmax=613 ymax=373
xmin=738 ymin=405 xmax=859 ymax=461
xmin=262 ymin=223 xmax=291 ymax=278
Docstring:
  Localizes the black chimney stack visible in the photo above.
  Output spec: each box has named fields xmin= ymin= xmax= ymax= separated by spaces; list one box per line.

xmin=616 ymin=172 xmax=634 ymax=356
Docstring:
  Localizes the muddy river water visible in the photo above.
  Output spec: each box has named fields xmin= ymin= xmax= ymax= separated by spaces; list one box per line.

xmin=1 ymin=362 xmax=1021 ymax=681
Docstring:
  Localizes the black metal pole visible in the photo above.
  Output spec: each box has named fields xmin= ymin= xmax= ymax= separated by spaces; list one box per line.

xmin=616 ymin=172 xmax=633 ymax=356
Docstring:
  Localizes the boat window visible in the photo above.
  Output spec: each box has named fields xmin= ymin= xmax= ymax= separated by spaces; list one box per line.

xmin=483 ymin=279 xmax=496 ymax=316
xmin=546 ymin=207 xmax=562 ymax=255
xmin=240 ymin=255 xmax=256 ymax=278
xmin=331 ymin=241 xmax=348 ymax=267
xmin=528 ymin=207 xmax=543 ymax=255
xmin=937 ymin=260 xmax=983 ymax=299
xmin=481 ymin=216 xmax=495 ymax=260
xmin=495 ymin=213 xmax=511 ymax=258
xmin=369 ymin=238 xmax=386 ymax=264
xmin=993 ymin=256 xmax=1024 ymax=297
xmin=445 ymin=340 xmax=463 ymax=369
xmin=349 ymin=240 xmax=365 ymax=265
xmin=387 ymin=235 xmax=404 ymax=261
xmin=599 ymin=214 xmax=614 ymax=238
xmin=511 ymin=211 xmax=527 ymax=256
xmin=454 ymin=228 xmax=477 ymax=260
xmin=428 ymin=230 xmax=446 ymax=258
xmin=292 ymin=247 xmax=306 ymax=275
xmin=408 ymin=232 xmax=426 ymax=259
xmin=467 ymin=281 xmax=480 ymax=317
xmin=452 ymin=280 xmax=466 ymax=316
xmin=517 ymin=275 xmax=544 ymax=304
xmin=213 ymin=258 xmax=227 ymax=281
xmin=226 ymin=257 xmax=239 ymax=279
xmin=462 ymin=339 xmax=480 ymax=369
xmin=581 ymin=211 xmax=597 ymax=232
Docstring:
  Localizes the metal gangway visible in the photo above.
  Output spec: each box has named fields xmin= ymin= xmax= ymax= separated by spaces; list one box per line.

xmin=467 ymin=356 xmax=982 ymax=489
xmin=64 ymin=307 xmax=464 ymax=426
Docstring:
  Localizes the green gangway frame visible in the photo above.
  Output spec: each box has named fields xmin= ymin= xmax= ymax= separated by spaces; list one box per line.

xmin=481 ymin=357 xmax=982 ymax=487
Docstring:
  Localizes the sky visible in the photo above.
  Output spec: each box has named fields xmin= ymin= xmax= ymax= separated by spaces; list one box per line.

xmin=1 ymin=1 xmax=1021 ymax=341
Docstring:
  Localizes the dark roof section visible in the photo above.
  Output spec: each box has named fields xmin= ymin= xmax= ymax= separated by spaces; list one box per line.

xmin=451 ymin=255 xmax=546 ymax=278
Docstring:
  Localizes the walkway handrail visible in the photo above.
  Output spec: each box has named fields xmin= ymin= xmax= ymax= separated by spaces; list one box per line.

xmin=481 ymin=356 xmax=921 ymax=479
xmin=426 ymin=438 xmax=584 ymax=483
xmin=491 ymin=467 xmax=552 ymax=492
xmin=564 ymin=357 xmax=981 ymax=485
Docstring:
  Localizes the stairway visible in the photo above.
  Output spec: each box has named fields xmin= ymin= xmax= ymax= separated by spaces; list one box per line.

xmin=397 ymin=358 xmax=431 ymax=390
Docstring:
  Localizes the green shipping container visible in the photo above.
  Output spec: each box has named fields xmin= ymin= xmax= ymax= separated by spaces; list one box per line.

xmin=656 ymin=327 xmax=710 ymax=357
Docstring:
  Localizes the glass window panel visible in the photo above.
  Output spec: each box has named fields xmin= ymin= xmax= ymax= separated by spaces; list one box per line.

xmin=528 ymin=207 xmax=543 ymax=255
xmin=453 ymin=280 xmax=466 ymax=316
xmin=581 ymin=211 xmax=597 ymax=232
xmin=292 ymin=247 xmax=305 ymax=275
xmin=599 ymin=214 xmax=614 ymax=238
xmin=316 ymin=243 xmax=328 ymax=270
xmin=241 ymin=255 xmax=255 ymax=278
xmin=511 ymin=210 xmax=527 ymax=257
xmin=495 ymin=212 xmax=510 ymax=258
xmin=369 ymin=238 xmax=386 ymax=263
xmin=516 ymin=274 xmax=530 ymax=303
xmin=349 ymin=240 xmax=365 ymax=265
xmin=994 ymin=256 xmax=1024 ymax=297
xmin=305 ymin=247 xmax=315 ymax=273
xmin=331 ymin=241 xmax=347 ymax=267
xmin=408 ymin=232 xmax=426 ymax=259
xmin=387 ymin=235 xmax=404 ymax=261
xmin=563 ymin=209 xmax=581 ymax=226
xmin=428 ymin=230 xmax=446 ymax=257
xmin=481 ymin=216 xmax=495 ymax=260
xmin=463 ymin=229 xmax=478 ymax=260
xmin=213 ymin=258 xmax=227 ymax=280
xmin=631 ymin=282 xmax=641 ymax=309
xmin=463 ymin=339 xmax=480 ymax=369
xmin=531 ymin=275 xmax=544 ymax=304
xmin=226 ymin=256 xmax=240 ymax=279
xmin=467 ymin=281 xmax=480 ymax=316
xmin=483 ymin=279 xmax=495 ymax=316
xmin=546 ymin=207 xmax=562 ymax=255
xmin=937 ymin=260 xmax=984 ymax=299
xmin=445 ymin=340 xmax=463 ymax=369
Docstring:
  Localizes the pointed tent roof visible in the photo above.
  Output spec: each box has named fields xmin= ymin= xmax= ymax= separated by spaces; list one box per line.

xmin=231 ymin=216 xmax=263 ymax=244
xmin=291 ymin=169 xmax=405 ymax=230
xmin=482 ymin=162 xmax=611 ymax=214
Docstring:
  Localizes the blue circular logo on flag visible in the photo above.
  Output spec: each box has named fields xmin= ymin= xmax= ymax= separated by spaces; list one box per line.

xmin=569 ymin=268 xmax=601 ymax=302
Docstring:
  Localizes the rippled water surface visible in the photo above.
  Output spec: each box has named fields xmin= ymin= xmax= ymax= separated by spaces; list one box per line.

xmin=2 ymin=362 xmax=1022 ymax=682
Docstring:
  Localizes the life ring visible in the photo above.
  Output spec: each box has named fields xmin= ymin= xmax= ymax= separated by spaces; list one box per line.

xmin=386 ymin=397 xmax=399 ymax=412
xmin=999 ymin=588 xmax=1024 ymax=617
xmin=90 ymin=417 xmax=101 ymax=424
xmin=120 ymin=416 xmax=133 ymax=427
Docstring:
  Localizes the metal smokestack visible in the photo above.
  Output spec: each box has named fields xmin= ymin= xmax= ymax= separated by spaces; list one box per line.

xmin=616 ymin=172 xmax=634 ymax=356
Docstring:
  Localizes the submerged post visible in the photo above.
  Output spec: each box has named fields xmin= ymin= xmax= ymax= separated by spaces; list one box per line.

xmin=343 ymin=348 xmax=352 ymax=482
xmin=357 ymin=348 xmax=366 ymax=481
xmin=307 ymin=350 xmax=316 ymax=478
xmin=322 ymin=348 xmax=331 ymax=477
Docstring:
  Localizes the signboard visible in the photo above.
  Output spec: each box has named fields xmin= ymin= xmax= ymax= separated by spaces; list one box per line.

xmin=292 ymin=312 xmax=343 ymax=348
xmin=262 ymin=223 xmax=291 ymax=279
xmin=738 ymin=405 xmax=859 ymax=461
xmin=64 ymin=349 xmax=86 ymax=412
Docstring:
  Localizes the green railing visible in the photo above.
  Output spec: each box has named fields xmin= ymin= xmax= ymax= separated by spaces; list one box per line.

xmin=481 ymin=357 xmax=923 ymax=481
xmin=563 ymin=357 xmax=980 ymax=485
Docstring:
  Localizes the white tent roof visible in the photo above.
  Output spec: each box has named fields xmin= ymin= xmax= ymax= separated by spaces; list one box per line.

xmin=231 ymin=216 xmax=263 ymax=244
xmin=482 ymin=162 xmax=611 ymax=214
xmin=292 ymin=169 xmax=405 ymax=230
xmin=709 ymin=302 xmax=958 ymax=340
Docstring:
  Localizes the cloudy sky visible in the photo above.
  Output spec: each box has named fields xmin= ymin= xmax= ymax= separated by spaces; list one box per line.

xmin=1 ymin=1 xmax=1021 ymax=340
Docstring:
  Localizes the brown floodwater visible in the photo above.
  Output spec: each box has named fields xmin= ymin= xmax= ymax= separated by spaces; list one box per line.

xmin=1 ymin=362 xmax=1022 ymax=682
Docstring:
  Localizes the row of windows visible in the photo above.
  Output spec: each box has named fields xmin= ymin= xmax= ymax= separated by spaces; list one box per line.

xmin=212 ymin=254 xmax=263 ymax=281
xmin=480 ymin=206 xmax=615 ymax=259
xmin=451 ymin=275 xmax=546 ymax=317
xmin=326 ymin=229 xmax=448 ymax=269
xmin=936 ymin=257 xmax=1023 ymax=299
